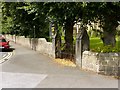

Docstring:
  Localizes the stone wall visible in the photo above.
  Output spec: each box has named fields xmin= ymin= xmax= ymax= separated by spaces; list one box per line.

xmin=5 ymin=35 xmax=55 ymax=58
xmin=5 ymin=35 xmax=120 ymax=76
xmin=80 ymin=51 xmax=120 ymax=76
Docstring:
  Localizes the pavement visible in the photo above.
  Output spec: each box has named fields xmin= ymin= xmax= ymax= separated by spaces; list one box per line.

xmin=0 ymin=42 xmax=119 ymax=88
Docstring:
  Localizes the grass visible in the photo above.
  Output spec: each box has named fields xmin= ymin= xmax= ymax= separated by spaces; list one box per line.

xmin=90 ymin=36 xmax=120 ymax=52
xmin=90 ymin=37 xmax=103 ymax=50
xmin=60 ymin=36 xmax=120 ymax=52
xmin=116 ymin=36 xmax=120 ymax=48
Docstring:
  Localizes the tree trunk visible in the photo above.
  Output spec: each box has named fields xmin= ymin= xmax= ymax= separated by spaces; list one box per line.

xmin=64 ymin=21 xmax=74 ymax=53
xmin=101 ymin=16 xmax=118 ymax=47
xmin=102 ymin=31 xmax=116 ymax=47
xmin=81 ymin=28 xmax=90 ymax=52
xmin=55 ymin=25 xmax=61 ymax=58
xmin=101 ymin=22 xmax=117 ymax=47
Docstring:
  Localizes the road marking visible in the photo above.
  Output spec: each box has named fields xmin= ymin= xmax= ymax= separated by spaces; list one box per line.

xmin=0 ymin=72 xmax=47 ymax=88
xmin=0 ymin=52 xmax=13 ymax=64
xmin=2 ymin=54 xmax=7 ymax=58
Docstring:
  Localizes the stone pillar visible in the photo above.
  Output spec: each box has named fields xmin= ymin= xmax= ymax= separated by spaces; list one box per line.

xmin=52 ymin=35 xmax=55 ymax=58
xmin=76 ymin=34 xmax=82 ymax=68
xmin=75 ymin=23 xmax=83 ymax=68
xmin=49 ymin=22 xmax=52 ymax=39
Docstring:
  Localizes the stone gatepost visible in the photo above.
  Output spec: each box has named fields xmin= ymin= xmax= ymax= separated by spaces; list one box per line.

xmin=76 ymin=33 xmax=83 ymax=68
xmin=52 ymin=35 xmax=56 ymax=58
xmin=50 ymin=21 xmax=57 ymax=59
xmin=75 ymin=23 xmax=83 ymax=68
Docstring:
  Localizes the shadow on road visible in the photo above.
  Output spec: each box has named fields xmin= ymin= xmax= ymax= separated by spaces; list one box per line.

xmin=0 ymin=48 xmax=15 ymax=52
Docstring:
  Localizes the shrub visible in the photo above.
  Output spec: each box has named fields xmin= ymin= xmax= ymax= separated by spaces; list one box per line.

xmin=91 ymin=45 xmax=120 ymax=53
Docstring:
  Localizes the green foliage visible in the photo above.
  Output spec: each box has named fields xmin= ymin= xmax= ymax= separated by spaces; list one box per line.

xmin=2 ymin=2 xmax=49 ymax=39
xmin=44 ymin=2 xmax=83 ymax=25
xmin=86 ymin=2 xmax=120 ymax=46
xmin=86 ymin=2 xmax=120 ymax=27
xmin=2 ymin=2 xmax=120 ymax=48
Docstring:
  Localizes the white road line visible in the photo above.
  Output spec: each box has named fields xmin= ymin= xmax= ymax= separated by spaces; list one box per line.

xmin=2 ymin=54 xmax=7 ymax=58
xmin=3 ymin=53 xmax=11 ymax=59
xmin=0 ymin=52 xmax=13 ymax=64
xmin=3 ymin=53 xmax=10 ymax=58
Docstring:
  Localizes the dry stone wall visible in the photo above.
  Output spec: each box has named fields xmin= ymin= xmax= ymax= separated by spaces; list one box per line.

xmin=5 ymin=35 xmax=120 ymax=76
xmin=5 ymin=34 xmax=55 ymax=58
xmin=81 ymin=51 xmax=120 ymax=76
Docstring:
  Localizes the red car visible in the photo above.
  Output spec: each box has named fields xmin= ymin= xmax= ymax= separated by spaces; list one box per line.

xmin=0 ymin=37 xmax=10 ymax=50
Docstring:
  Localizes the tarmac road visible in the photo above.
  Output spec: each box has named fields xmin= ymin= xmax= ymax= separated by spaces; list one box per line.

xmin=0 ymin=52 xmax=8 ymax=60
xmin=0 ymin=42 xmax=119 ymax=89
xmin=0 ymin=47 xmax=14 ymax=64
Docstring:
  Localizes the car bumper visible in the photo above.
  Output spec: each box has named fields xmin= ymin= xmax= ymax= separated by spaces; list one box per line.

xmin=0 ymin=46 xmax=10 ymax=50
xmin=0 ymin=47 xmax=4 ymax=49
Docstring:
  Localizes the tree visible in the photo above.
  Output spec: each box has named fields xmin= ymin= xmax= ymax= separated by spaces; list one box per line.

xmin=86 ymin=2 xmax=120 ymax=46
xmin=44 ymin=2 xmax=88 ymax=53
xmin=2 ymin=2 xmax=50 ymax=40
